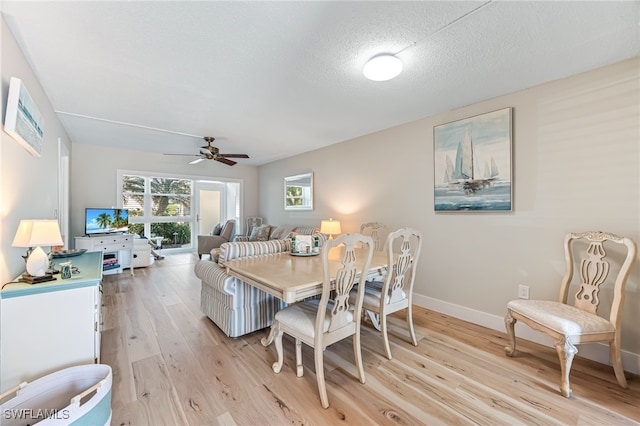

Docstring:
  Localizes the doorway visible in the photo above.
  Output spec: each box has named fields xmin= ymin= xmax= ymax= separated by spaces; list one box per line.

xmin=195 ymin=181 xmax=225 ymax=237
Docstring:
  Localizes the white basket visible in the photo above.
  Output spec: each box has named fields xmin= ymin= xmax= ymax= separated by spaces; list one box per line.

xmin=0 ymin=364 xmax=112 ymax=426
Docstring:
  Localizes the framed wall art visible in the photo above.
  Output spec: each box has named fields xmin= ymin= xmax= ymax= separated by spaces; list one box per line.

xmin=284 ymin=172 xmax=313 ymax=211
xmin=4 ymin=77 xmax=44 ymax=157
xmin=434 ymin=107 xmax=512 ymax=211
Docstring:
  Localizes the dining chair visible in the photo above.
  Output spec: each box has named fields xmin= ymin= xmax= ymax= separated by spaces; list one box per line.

xmin=505 ymin=231 xmax=636 ymax=397
xmin=269 ymin=233 xmax=374 ymax=408
xmin=360 ymin=222 xmax=388 ymax=252
xmin=351 ymin=227 xmax=423 ymax=360
xmin=359 ymin=222 xmax=390 ymax=328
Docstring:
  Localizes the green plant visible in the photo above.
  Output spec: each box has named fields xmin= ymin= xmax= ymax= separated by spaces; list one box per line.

xmin=150 ymin=222 xmax=191 ymax=245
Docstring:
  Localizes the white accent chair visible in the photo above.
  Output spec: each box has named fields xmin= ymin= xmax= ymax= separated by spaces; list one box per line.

xmin=505 ymin=231 xmax=636 ymax=398
xmin=235 ymin=216 xmax=263 ymax=241
xmin=268 ymin=233 xmax=374 ymax=408
xmin=351 ymin=227 xmax=423 ymax=360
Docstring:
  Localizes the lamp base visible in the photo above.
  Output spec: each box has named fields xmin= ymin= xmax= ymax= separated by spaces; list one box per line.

xmin=19 ymin=273 xmax=56 ymax=284
xmin=26 ymin=246 xmax=48 ymax=276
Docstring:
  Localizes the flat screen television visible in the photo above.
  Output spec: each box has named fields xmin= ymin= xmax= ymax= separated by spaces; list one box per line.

xmin=85 ymin=208 xmax=129 ymax=235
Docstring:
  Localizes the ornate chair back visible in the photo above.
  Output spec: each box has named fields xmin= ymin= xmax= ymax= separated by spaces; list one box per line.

xmin=245 ymin=216 xmax=263 ymax=237
xmin=360 ymin=222 xmax=389 ymax=252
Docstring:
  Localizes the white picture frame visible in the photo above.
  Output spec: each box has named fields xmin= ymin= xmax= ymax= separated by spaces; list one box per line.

xmin=4 ymin=77 xmax=44 ymax=157
xmin=284 ymin=172 xmax=313 ymax=211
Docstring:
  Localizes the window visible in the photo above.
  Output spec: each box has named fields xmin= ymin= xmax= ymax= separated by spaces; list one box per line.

xmin=118 ymin=170 xmax=242 ymax=252
xmin=284 ymin=172 xmax=313 ymax=210
xmin=121 ymin=174 xmax=193 ymax=248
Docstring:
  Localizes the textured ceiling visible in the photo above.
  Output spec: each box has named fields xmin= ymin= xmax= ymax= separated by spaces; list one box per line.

xmin=1 ymin=1 xmax=638 ymax=166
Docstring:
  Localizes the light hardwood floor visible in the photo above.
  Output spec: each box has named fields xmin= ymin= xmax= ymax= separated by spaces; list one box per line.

xmin=102 ymin=253 xmax=640 ymax=426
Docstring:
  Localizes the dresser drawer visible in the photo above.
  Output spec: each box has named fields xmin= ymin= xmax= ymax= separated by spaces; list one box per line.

xmin=91 ymin=236 xmax=132 ymax=246
xmin=93 ymin=242 xmax=130 ymax=252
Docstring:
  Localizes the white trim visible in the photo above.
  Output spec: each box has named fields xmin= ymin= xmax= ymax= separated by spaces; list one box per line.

xmin=412 ymin=293 xmax=640 ymax=376
xmin=57 ymin=138 xmax=70 ymax=248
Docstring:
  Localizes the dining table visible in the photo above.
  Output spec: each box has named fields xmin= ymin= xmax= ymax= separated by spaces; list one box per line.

xmin=222 ymin=246 xmax=390 ymax=345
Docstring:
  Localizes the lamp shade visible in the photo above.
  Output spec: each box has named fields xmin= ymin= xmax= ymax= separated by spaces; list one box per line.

xmin=12 ymin=219 xmax=63 ymax=247
xmin=320 ymin=218 xmax=342 ymax=236
xmin=12 ymin=220 xmax=63 ymax=277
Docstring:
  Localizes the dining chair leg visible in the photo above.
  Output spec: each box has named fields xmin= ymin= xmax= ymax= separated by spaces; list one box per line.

xmin=353 ymin=327 xmax=366 ymax=384
xmin=555 ymin=337 xmax=577 ymax=398
xmin=504 ymin=311 xmax=517 ymax=356
xmin=314 ymin=346 xmax=329 ymax=408
xmin=272 ymin=324 xmax=284 ymax=374
xmin=381 ymin=311 xmax=392 ymax=360
xmin=610 ymin=341 xmax=628 ymax=388
xmin=407 ymin=303 xmax=417 ymax=346
xmin=295 ymin=339 xmax=304 ymax=377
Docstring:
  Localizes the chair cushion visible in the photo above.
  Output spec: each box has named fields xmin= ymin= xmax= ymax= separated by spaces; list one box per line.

xmin=275 ymin=299 xmax=353 ymax=338
xmin=249 ymin=225 xmax=271 ymax=241
xmin=507 ymin=299 xmax=614 ymax=335
xmin=212 ymin=223 xmax=222 ymax=235
xmin=351 ymin=281 xmax=406 ymax=306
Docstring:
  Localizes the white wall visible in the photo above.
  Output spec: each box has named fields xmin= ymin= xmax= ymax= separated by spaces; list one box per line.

xmin=259 ymin=59 xmax=640 ymax=371
xmin=70 ymin=143 xmax=259 ymax=241
xmin=0 ymin=17 xmax=72 ymax=283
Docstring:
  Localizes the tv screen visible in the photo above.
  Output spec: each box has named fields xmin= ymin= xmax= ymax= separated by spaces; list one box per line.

xmin=85 ymin=208 xmax=129 ymax=235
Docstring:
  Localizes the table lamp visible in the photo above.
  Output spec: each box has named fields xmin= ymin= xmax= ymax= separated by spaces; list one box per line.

xmin=320 ymin=218 xmax=342 ymax=240
xmin=12 ymin=219 xmax=63 ymax=277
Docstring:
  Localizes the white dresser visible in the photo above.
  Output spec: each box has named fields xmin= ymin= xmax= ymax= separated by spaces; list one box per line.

xmin=75 ymin=234 xmax=134 ymax=276
xmin=0 ymin=251 xmax=103 ymax=392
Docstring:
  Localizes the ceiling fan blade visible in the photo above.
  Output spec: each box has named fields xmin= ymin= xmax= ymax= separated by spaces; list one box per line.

xmin=189 ymin=158 xmax=205 ymax=165
xmin=164 ymin=153 xmax=202 ymax=157
xmin=215 ymin=157 xmax=237 ymax=166
xmin=218 ymin=153 xmax=250 ymax=158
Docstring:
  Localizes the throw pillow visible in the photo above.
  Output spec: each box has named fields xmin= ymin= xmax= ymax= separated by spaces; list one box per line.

xmin=249 ymin=225 xmax=271 ymax=241
xmin=212 ymin=223 xmax=222 ymax=235
xmin=269 ymin=225 xmax=295 ymax=240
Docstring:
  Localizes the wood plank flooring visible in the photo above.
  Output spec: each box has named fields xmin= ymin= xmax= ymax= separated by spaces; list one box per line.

xmin=101 ymin=253 xmax=640 ymax=426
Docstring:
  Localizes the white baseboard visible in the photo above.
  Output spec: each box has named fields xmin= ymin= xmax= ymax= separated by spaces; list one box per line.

xmin=412 ymin=294 xmax=640 ymax=376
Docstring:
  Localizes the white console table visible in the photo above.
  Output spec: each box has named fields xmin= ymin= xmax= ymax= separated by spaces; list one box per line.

xmin=75 ymin=234 xmax=134 ymax=276
xmin=0 ymin=251 xmax=103 ymax=392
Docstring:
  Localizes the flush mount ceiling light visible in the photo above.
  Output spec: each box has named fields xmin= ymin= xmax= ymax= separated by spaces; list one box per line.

xmin=363 ymin=54 xmax=403 ymax=81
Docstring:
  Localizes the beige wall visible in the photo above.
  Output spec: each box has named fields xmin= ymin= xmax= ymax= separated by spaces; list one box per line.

xmin=259 ymin=58 xmax=640 ymax=372
xmin=0 ymin=18 xmax=72 ymax=283
xmin=70 ymin=144 xmax=259 ymax=241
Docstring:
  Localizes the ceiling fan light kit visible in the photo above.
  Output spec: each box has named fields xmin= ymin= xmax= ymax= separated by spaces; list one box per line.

xmin=165 ymin=136 xmax=249 ymax=166
xmin=363 ymin=54 xmax=403 ymax=81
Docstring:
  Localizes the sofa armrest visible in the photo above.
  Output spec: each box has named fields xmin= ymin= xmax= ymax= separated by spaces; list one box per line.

xmin=194 ymin=259 xmax=236 ymax=296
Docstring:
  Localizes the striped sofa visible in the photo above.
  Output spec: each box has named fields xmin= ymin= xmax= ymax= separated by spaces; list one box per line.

xmin=193 ymin=239 xmax=291 ymax=337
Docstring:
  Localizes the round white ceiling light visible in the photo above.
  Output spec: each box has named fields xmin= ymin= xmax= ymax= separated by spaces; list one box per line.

xmin=363 ymin=54 xmax=403 ymax=81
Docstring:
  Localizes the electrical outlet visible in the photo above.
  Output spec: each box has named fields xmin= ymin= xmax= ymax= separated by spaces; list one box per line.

xmin=518 ymin=285 xmax=530 ymax=299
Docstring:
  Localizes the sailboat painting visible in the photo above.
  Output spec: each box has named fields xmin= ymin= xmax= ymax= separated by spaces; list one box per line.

xmin=434 ymin=108 xmax=512 ymax=211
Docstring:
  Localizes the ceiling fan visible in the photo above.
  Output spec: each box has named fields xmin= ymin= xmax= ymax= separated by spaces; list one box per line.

xmin=164 ymin=136 xmax=249 ymax=166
